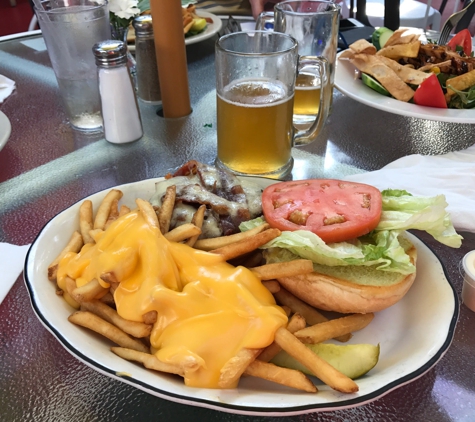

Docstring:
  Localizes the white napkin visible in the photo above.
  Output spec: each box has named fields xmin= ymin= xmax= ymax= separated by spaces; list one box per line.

xmin=0 ymin=243 xmax=30 ymax=305
xmin=0 ymin=74 xmax=16 ymax=103
xmin=345 ymin=144 xmax=475 ymax=233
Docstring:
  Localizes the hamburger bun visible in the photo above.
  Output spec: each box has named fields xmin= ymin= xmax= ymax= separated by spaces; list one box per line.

xmin=276 ymin=241 xmax=417 ymax=314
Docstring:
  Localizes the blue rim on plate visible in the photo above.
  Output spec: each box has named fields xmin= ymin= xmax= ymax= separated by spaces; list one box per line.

xmin=23 ymin=177 xmax=459 ymax=416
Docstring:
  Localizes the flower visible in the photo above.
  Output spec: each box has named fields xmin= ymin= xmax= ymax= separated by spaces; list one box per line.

xmin=109 ymin=0 xmax=140 ymax=20
xmin=108 ymin=0 xmax=149 ymax=40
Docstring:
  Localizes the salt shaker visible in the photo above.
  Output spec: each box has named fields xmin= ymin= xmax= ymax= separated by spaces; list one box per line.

xmin=133 ymin=15 xmax=161 ymax=104
xmin=92 ymin=40 xmax=143 ymax=144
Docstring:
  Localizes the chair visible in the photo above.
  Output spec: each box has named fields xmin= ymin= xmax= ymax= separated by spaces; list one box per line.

xmin=345 ymin=0 xmax=441 ymax=31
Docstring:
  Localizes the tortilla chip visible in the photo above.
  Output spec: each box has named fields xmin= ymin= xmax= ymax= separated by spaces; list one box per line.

xmin=349 ymin=39 xmax=377 ymax=55
xmin=418 ymin=60 xmax=452 ymax=72
xmin=376 ymin=56 xmax=430 ymax=85
xmin=338 ymin=49 xmax=355 ymax=60
xmin=350 ymin=54 xmax=415 ymax=102
xmin=384 ymin=29 xmax=409 ymax=46
xmin=376 ymin=41 xmax=421 ymax=60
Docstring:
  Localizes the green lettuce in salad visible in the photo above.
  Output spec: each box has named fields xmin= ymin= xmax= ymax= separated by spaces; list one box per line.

xmin=239 ymin=189 xmax=462 ymax=275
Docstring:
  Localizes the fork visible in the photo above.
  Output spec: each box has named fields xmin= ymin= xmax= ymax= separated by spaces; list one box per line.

xmin=438 ymin=0 xmax=475 ymax=45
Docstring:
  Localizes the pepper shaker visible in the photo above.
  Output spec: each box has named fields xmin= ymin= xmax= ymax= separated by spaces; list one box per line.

xmin=133 ymin=15 xmax=161 ymax=105
xmin=92 ymin=40 xmax=143 ymax=144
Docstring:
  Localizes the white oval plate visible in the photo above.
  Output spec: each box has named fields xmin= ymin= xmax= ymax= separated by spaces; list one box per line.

xmin=0 ymin=110 xmax=11 ymax=152
xmin=24 ymin=177 xmax=458 ymax=416
xmin=127 ymin=11 xmax=222 ymax=52
xmin=185 ymin=11 xmax=222 ymax=45
xmin=335 ymin=54 xmax=475 ymax=124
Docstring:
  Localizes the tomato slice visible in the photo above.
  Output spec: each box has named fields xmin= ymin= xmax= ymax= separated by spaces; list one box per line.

xmin=447 ymin=29 xmax=472 ymax=56
xmin=413 ymin=74 xmax=447 ymax=109
xmin=261 ymin=179 xmax=382 ymax=244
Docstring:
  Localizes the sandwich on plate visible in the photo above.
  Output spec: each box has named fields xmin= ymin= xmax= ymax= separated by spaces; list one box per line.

xmin=240 ymin=179 xmax=462 ymax=314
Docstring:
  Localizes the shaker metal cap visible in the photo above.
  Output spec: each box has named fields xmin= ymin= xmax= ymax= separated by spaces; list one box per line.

xmin=92 ymin=40 xmax=127 ymax=67
xmin=133 ymin=15 xmax=153 ymax=35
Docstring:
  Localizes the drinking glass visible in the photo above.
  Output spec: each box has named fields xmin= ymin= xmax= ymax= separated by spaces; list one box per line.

xmin=215 ymin=31 xmax=329 ymax=179
xmin=35 ymin=0 xmax=110 ymax=132
xmin=257 ymin=1 xmax=340 ymax=125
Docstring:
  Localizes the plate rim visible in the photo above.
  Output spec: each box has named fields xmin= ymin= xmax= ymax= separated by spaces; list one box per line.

xmin=23 ymin=177 xmax=460 ymax=416
xmin=0 ymin=110 xmax=12 ymax=152
xmin=335 ymin=53 xmax=475 ymax=124
xmin=185 ymin=11 xmax=222 ymax=46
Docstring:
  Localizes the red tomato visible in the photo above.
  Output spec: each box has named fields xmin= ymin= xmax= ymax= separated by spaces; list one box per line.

xmin=261 ymin=179 xmax=382 ymax=244
xmin=413 ymin=74 xmax=447 ymax=109
xmin=447 ymin=29 xmax=472 ymax=56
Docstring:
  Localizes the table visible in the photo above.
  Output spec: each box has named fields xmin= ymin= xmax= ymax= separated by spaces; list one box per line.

xmin=1 ymin=30 xmax=475 ymax=421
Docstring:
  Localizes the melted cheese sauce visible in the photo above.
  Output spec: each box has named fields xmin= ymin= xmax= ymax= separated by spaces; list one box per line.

xmin=57 ymin=209 xmax=287 ymax=388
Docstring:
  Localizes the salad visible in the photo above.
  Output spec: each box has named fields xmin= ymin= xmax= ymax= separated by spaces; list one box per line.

xmin=339 ymin=27 xmax=475 ymax=109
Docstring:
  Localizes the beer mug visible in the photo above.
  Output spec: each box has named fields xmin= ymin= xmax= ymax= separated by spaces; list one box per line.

xmin=257 ymin=1 xmax=340 ymax=125
xmin=215 ymin=31 xmax=329 ymax=179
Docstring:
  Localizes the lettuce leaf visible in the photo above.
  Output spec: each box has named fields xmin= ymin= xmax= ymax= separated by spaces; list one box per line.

xmin=239 ymin=191 xmax=462 ymax=275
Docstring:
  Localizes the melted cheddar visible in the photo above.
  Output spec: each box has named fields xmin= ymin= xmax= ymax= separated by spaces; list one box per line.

xmin=57 ymin=209 xmax=287 ymax=388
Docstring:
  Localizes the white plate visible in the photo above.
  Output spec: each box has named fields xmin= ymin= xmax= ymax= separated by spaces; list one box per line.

xmin=0 ymin=110 xmax=11 ymax=152
xmin=127 ymin=12 xmax=222 ymax=52
xmin=335 ymin=54 xmax=475 ymax=124
xmin=24 ymin=177 xmax=458 ymax=416
xmin=185 ymin=11 xmax=222 ymax=45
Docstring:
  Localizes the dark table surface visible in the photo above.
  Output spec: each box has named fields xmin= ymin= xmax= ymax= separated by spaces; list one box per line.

xmin=1 ymin=30 xmax=474 ymax=422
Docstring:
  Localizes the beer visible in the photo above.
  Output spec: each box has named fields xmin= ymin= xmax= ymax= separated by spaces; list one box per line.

xmin=217 ymin=78 xmax=294 ymax=176
xmin=293 ymin=72 xmax=321 ymax=123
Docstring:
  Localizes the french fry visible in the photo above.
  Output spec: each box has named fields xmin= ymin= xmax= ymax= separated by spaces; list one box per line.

xmin=93 ymin=189 xmax=123 ymax=230
xmin=158 ymin=185 xmax=176 ymax=234
xmin=274 ymin=327 xmax=359 ymax=394
xmin=48 ymin=230 xmax=84 ymax=281
xmin=111 ymin=347 xmax=187 ymax=376
xmin=261 ymin=280 xmax=280 ymax=293
xmin=273 ymin=288 xmax=352 ymax=343
xmin=258 ymin=313 xmax=306 ymax=363
xmin=100 ymin=271 xmax=119 ymax=285
xmin=142 ymin=310 xmax=158 ymax=325
xmin=251 ymin=259 xmax=314 ymax=281
xmin=79 ymin=200 xmax=94 ymax=244
xmin=210 ymin=228 xmax=281 ymax=262
xmin=71 ymin=279 xmax=108 ymax=303
xmin=164 ymin=223 xmax=201 ymax=243
xmin=99 ymin=292 xmax=115 ymax=307
xmin=136 ymin=198 xmax=159 ymax=229
xmin=68 ymin=311 xmax=150 ymax=353
xmin=119 ymin=204 xmax=131 ymax=217
xmin=104 ymin=198 xmax=120 ymax=230
xmin=194 ymin=223 xmax=270 ymax=251
xmin=240 ymin=250 xmax=264 ymax=268
xmin=80 ymin=300 xmax=152 ymax=338
xmin=109 ymin=280 xmax=119 ymax=296
xmin=89 ymin=228 xmax=103 ymax=242
xmin=185 ymin=205 xmax=206 ymax=247
xmin=244 ymin=360 xmax=317 ymax=393
xmin=294 ymin=313 xmax=374 ymax=344
xmin=218 ymin=348 xmax=261 ymax=389
xmin=64 ymin=276 xmax=80 ymax=309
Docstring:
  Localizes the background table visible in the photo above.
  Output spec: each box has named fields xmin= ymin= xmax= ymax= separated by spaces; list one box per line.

xmin=1 ymin=30 xmax=474 ymax=421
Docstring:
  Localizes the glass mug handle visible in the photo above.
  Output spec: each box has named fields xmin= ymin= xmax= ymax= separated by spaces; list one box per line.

xmin=293 ymin=56 xmax=329 ymax=146
xmin=255 ymin=11 xmax=274 ymax=30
